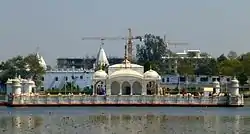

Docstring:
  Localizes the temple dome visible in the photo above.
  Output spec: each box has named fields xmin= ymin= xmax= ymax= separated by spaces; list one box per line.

xmin=144 ymin=69 xmax=161 ymax=80
xmin=231 ymin=77 xmax=239 ymax=84
xmin=36 ymin=52 xmax=47 ymax=70
xmin=93 ymin=69 xmax=108 ymax=79
xmin=96 ymin=47 xmax=109 ymax=66
xmin=109 ymin=69 xmax=143 ymax=79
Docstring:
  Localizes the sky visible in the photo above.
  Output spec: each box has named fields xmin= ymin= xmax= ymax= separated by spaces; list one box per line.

xmin=1 ymin=0 xmax=250 ymax=66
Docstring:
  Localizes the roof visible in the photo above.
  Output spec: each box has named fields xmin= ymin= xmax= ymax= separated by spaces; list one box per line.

xmin=109 ymin=68 xmax=143 ymax=79
xmin=93 ymin=69 xmax=108 ymax=79
xmin=96 ymin=47 xmax=109 ymax=66
xmin=109 ymin=63 xmax=143 ymax=68
xmin=144 ymin=69 xmax=161 ymax=80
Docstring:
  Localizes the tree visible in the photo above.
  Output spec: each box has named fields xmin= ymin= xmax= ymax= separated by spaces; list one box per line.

xmin=136 ymin=34 xmax=168 ymax=73
xmin=195 ymin=58 xmax=219 ymax=75
xmin=218 ymin=59 xmax=243 ymax=76
xmin=227 ymin=51 xmax=238 ymax=59
xmin=217 ymin=54 xmax=227 ymax=63
xmin=177 ymin=59 xmax=194 ymax=75
xmin=0 ymin=54 xmax=45 ymax=87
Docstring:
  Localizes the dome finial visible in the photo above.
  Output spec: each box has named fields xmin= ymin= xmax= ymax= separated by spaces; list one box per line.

xmin=149 ymin=64 xmax=152 ymax=70
xmin=124 ymin=44 xmax=128 ymax=68
xmin=99 ymin=63 xmax=103 ymax=70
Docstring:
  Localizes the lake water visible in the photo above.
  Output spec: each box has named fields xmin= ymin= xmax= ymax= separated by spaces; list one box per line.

xmin=1 ymin=99 xmax=250 ymax=134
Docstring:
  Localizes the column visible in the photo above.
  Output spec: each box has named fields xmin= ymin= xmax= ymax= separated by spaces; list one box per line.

xmin=106 ymin=80 xmax=111 ymax=95
xmin=92 ymin=81 xmax=95 ymax=95
xmin=130 ymin=82 xmax=133 ymax=95
xmin=142 ymin=81 xmax=147 ymax=95
xmin=119 ymin=82 xmax=122 ymax=95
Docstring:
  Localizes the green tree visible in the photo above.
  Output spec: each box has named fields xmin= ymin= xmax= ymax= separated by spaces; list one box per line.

xmin=0 ymin=54 xmax=45 ymax=87
xmin=217 ymin=54 xmax=227 ymax=63
xmin=177 ymin=59 xmax=194 ymax=75
xmin=227 ymin=51 xmax=238 ymax=59
xmin=136 ymin=34 xmax=168 ymax=73
xmin=218 ymin=59 xmax=243 ymax=76
xmin=195 ymin=58 xmax=219 ymax=75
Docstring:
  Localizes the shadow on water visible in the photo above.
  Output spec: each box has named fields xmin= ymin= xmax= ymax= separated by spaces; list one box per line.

xmin=0 ymin=106 xmax=250 ymax=134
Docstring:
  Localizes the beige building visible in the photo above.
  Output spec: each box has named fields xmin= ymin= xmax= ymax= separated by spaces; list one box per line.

xmin=92 ymin=45 xmax=162 ymax=96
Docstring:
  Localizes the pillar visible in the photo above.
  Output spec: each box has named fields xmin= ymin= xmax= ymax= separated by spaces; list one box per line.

xmin=130 ymin=81 xmax=133 ymax=95
xmin=106 ymin=80 xmax=111 ymax=95
xmin=92 ymin=80 xmax=96 ymax=95
xmin=142 ymin=81 xmax=147 ymax=95
xmin=119 ymin=82 xmax=122 ymax=95
xmin=230 ymin=77 xmax=239 ymax=96
xmin=213 ymin=80 xmax=220 ymax=94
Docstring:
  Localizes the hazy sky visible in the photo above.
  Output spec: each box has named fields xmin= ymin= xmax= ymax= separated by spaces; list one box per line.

xmin=1 ymin=0 xmax=250 ymax=66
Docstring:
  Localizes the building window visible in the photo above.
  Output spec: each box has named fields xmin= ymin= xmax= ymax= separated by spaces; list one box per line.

xmin=200 ymin=77 xmax=208 ymax=82
xmin=41 ymin=77 xmax=44 ymax=81
xmin=72 ymin=76 xmax=74 ymax=79
xmin=227 ymin=78 xmax=230 ymax=81
xmin=162 ymin=78 xmax=165 ymax=83
xmin=65 ymin=77 xmax=68 ymax=81
xmin=55 ymin=77 xmax=58 ymax=81
xmin=80 ymin=76 xmax=83 ymax=79
xmin=212 ymin=78 xmax=216 ymax=82
xmin=166 ymin=78 xmax=169 ymax=82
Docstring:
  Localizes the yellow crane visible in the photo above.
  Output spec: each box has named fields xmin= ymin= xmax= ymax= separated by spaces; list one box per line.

xmin=82 ymin=28 xmax=143 ymax=61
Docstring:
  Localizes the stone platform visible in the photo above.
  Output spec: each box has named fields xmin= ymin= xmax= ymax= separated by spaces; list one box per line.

xmin=5 ymin=94 xmax=244 ymax=107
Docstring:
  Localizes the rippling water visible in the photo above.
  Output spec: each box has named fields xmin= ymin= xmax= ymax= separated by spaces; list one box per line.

xmin=1 ymin=99 xmax=250 ymax=134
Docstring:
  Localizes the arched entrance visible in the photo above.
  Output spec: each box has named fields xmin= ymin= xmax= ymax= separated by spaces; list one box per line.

xmin=146 ymin=81 xmax=156 ymax=95
xmin=132 ymin=81 xmax=142 ymax=95
xmin=111 ymin=81 xmax=120 ymax=95
xmin=94 ymin=81 xmax=106 ymax=95
xmin=122 ymin=81 xmax=131 ymax=95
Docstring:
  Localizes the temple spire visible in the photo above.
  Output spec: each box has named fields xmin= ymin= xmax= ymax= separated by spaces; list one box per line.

xmin=124 ymin=44 xmax=128 ymax=68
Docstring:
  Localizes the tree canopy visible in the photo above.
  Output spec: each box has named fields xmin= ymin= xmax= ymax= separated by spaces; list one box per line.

xmin=0 ymin=54 xmax=45 ymax=87
xmin=136 ymin=34 xmax=250 ymax=85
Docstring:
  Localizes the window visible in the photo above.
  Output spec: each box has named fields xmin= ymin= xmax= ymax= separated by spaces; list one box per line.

xmin=200 ymin=77 xmax=208 ymax=82
xmin=162 ymin=78 xmax=165 ymax=83
xmin=41 ymin=77 xmax=44 ymax=81
xmin=179 ymin=77 xmax=186 ymax=82
xmin=55 ymin=77 xmax=58 ymax=81
xmin=227 ymin=78 xmax=230 ymax=81
xmin=217 ymin=78 xmax=220 ymax=82
xmin=72 ymin=76 xmax=74 ymax=79
xmin=167 ymin=78 xmax=169 ymax=82
xmin=212 ymin=78 xmax=216 ymax=82
xmin=65 ymin=77 xmax=68 ymax=81
xmin=80 ymin=76 xmax=83 ymax=79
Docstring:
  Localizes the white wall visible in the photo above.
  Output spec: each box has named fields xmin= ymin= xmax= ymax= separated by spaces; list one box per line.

xmin=42 ymin=70 xmax=94 ymax=90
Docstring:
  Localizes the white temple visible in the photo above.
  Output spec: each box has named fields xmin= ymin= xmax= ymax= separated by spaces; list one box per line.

xmin=36 ymin=52 xmax=47 ymax=70
xmin=6 ymin=75 xmax=36 ymax=95
xmin=92 ymin=45 xmax=162 ymax=96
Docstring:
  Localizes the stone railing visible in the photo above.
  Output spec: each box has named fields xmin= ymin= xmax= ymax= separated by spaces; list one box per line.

xmin=7 ymin=94 xmax=243 ymax=106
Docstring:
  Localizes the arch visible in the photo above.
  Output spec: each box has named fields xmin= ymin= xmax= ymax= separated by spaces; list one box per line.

xmin=111 ymin=81 xmax=120 ymax=95
xmin=94 ymin=80 xmax=105 ymax=95
xmin=132 ymin=81 xmax=142 ymax=95
xmin=122 ymin=81 xmax=131 ymax=95
xmin=146 ymin=81 xmax=157 ymax=95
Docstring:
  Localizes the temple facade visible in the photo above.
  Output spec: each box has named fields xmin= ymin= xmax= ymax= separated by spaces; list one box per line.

xmin=92 ymin=45 xmax=162 ymax=96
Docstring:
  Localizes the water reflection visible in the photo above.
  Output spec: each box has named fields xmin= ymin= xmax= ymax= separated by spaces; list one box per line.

xmin=0 ymin=113 xmax=250 ymax=134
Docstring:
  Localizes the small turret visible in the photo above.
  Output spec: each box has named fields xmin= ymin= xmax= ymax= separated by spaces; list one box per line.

xmin=12 ymin=77 xmax=22 ymax=95
xmin=6 ymin=79 xmax=13 ymax=95
xmin=213 ymin=79 xmax=220 ymax=94
xmin=230 ymin=77 xmax=239 ymax=96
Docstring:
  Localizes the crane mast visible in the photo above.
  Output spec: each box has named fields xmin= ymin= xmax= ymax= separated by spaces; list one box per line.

xmin=82 ymin=28 xmax=142 ymax=61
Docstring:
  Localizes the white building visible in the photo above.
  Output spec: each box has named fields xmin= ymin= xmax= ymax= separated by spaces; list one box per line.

xmin=42 ymin=69 xmax=94 ymax=90
xmin=92 ymin=45 xmax=162 ymax=95
xmin=41 ymin=45 xmax=108 ymax=90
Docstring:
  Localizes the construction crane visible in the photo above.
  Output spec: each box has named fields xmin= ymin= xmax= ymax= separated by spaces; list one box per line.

xmin=163 ymin=35 xmax=188 ymax=49
xmin=82 ymin=28 xmax=143 ymax=61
